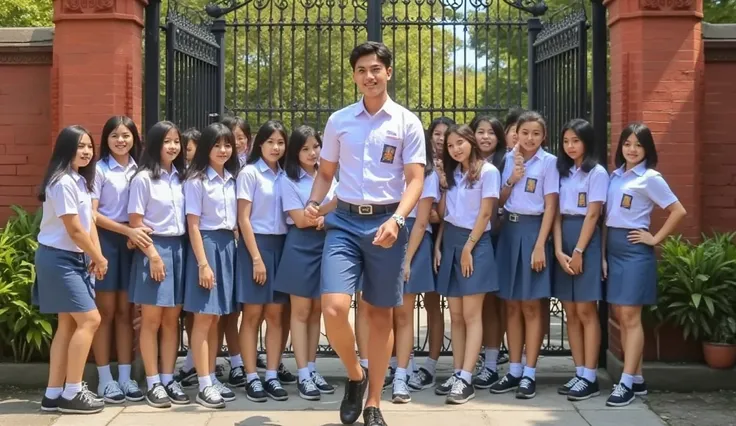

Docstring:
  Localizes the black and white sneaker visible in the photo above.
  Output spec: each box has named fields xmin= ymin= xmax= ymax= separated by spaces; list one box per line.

xmin=472 ymin=367 xmax=499 ymax=389
xmin=311 ymin=371 xmax=335 ymax=394
xmin=446 ymin=377 xmax=474 ymax=405
xmin=256 ymin=353 xmax=267 ymax=370
xmin=408 ymin=367 xmax=435 ymax=391
xmin=489 ymin=373 xmax=521 ymax=394
xmin=515 ymin=377 xmax=536 ymax=399
xmin=40 ymin=395 xmax=60 ymax=412
xmin=298 ymin=378 xmax=321 ymax=401
xmin=435 ymin=375 xmax=457 ymax=396
xmin=567 ymin=378 xmax=600 ymax=401
xmin=606 ymin=383 xmax=635 ymax=407
xmin=265 ymin=378 xmax=289 ymax=401
xmin=145 ymin=383 xmax=171 ymax=408
xmin=196 ymin=385 xmax=226 ymax=409
xmin=120 ymin=380 xmax=145 ymax=402
xmin=246 ymin=378 xmax=268 ymax=403
xmin=228 ymin=366 xmax=246 ymax=388
xmin=213 ymin=378 xmax=236 ymax=402
xmin=557 ymin=376 xmax=580 ymax=395
xmin=633 ymin=381 xmax=648 ymax=396
xmin=391 ymin=378 xmax=411 ymax=404
xmin=164 ymin=380 xmax=190 ymax=405
xmin=383 ymin=367 xmax=395 ymax=389
xmin=497 ymin=352 xmax=509 ymax=365
xmin=98 ymin=381 xmax=125 ymax=404
xmin=175 ymin=367 xmax=198 ymax=389
xmin=277 ymin=363 xmax=297 ymax=385
xmin=57 ymin=388 xmax=105 ymax=414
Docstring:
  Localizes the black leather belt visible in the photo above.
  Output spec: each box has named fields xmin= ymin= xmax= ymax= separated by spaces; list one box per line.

xmin=337 ymin=200 xmax=400 ymax=216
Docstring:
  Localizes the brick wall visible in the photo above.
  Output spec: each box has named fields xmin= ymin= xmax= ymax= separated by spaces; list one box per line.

xmin=701 ymin=23 xmax=736 ymax=235
xmin=0 ymin=28 xmax=53 ymax=224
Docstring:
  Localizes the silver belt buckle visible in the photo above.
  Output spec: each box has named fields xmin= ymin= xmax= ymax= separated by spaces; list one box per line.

xmin=508 ymin=213 xmax=519 ymax=223
xmin=358 ymin=205 xmax=374 ymax=215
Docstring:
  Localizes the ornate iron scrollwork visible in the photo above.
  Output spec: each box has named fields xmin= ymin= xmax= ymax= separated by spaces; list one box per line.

xmin=502 ymin=0 xmax=548 ymax=17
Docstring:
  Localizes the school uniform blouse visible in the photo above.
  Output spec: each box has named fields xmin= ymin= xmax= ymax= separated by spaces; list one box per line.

xmin=237 ymin=158 xmax=287 ymax=235
xmin=92 ymin=156 xmax=137 ymax=223
xmin=279 ymin=169 xmax=338 ymax=226
xmin=320 ymin=97 xmax=426 ymax=205
xmin=444 ymin=162 xmax=501 ymax=231
xmin=37 ymin=171 xmax=93 ymax=253
xmin=407 ymin=170 xmax=441 ymax=233
xmin=559 ymin=164 xmax=609 ymax=216
xmin=501 ymin=148 xmax=559 ymax=215
xmin=127 ymin=167 xmax=186 ymax=237
xmin=183 ymin=166 xmax=237 ymax=231
xmin=605 ymin=162 xmax=678 ymax=230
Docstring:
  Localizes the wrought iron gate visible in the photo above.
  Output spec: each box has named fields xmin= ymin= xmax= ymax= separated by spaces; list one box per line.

xmin=144 ymin=0 xmax=610 ymax=360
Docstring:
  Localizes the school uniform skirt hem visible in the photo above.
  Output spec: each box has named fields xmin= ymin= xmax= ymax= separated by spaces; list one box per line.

xmin=236 ymin=233 xmax=288 ymax=305
xmin=436 ymin=222 xmax=498 ymax=298
xmin=183 ymin=230 xmax=237 ymax=315
xmin=129 ymin=235 xmax=186 ymax=308
xmin=403 ymin=218 xmax=436 ymax=295
xmin=552 ymin=215 xmax=603 ymax=302
xmin=605 ymin=227 xmax=657 ymax=306
xmin=273 ymin=226 xmax=325 ymax=300
xmin=32 ymin=244 xmax=96 ymax=314
xmin=496 ymin=214 xmax=552 ymax=301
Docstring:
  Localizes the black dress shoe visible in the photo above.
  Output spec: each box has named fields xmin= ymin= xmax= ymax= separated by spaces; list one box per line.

xmin=363 ymin=406 xmax=388 ymax=426
xmin=339 ymin=370 xmax=367 ymax=425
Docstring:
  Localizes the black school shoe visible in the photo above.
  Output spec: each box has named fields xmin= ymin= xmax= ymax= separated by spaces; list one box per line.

xmin=175 ymin=367 xmax=198 ymax=389
xmin=472 ymin=367 xmax=499 ymax=389
xmin=363 ymin=406 xmax=388 ymax=426
xmin=446 ymin=377 xmax=475 ymax=405
xmin=606 ymin=383 xmax=635 ymax=407
xmin=265 ymin=378 xmax=289 ymax=401
xmin=558 ymin=376 xmax=581 ymax=395
xmin=196 ymin=385 xmax=226 ymax=409
xmin=277 ymin=363 xmax=297 ymax=385
xmin=246 ymin=378 xmax=268 ymax=403
xmin=40 ymin=396 xmax=60 ymax=412
xmin=515 ymin=377 xmax=536 ymax=399
xmin=228 ymin=366 xmax=246 ymax=388
xmin=567 ymin=377 xmax=600 ymax=401
xmin=58 ymin=389 xmax=105 ymax=414
xmin=145 ymin=383 xmax=171 ymax=409
xmin=164 ymin=380 xmax=191 ymax=405
xmin=340 ymin=370 xmax=368 ymax=425
xmin=489 ymin=373 xmax=521 ymax=394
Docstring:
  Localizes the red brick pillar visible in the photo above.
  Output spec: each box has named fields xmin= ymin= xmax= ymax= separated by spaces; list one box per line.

xmin=603 ymin=0 xmax=704 ymax=361
xmin=53 ymin=0 xmax=147 ymax=367
xmin=52 ymin=0 xmax=146 ymax=144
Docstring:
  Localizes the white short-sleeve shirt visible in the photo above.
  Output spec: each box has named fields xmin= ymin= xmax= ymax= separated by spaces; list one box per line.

xmin=445 ymin=162 xmax=501 ymax=231
xmin=184 ymin=166 xmax=237 ymax=231
xmin=236 ymin=158 xmax=287 ymax=235
xmin=320 ymin=97 xmax=427 ymax=205
xmin=127 ymin=167 xmax=186 ymax=236
xmin=559 ymin=164 xmax=609 ymax=216
xmin=38 ymin=171 xmax=93 ymax=252
xmin=605 ymin=162 xmax=678 ymax=229
xmin=501 ymin=148 xmax=559 ymax=215
xmin=92 ymin=156 xmax=137 ymax=223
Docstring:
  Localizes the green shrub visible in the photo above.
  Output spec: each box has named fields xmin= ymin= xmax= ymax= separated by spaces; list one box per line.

xmin=652 ymin=232 xmax=736 ymax=342
xmin=0 ymin=206 xmax=55 ymax=362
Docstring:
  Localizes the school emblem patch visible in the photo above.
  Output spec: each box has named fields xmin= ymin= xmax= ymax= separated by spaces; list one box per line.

xmin=621 ymin=194 xmax=633 ymax=209
xmin=577 ymin=192 xmax=587 ymax=208
xmin=381 ymin=144 xmax=396 ymax=164
xmin=524 ymin=177 xmax=537 ymax=193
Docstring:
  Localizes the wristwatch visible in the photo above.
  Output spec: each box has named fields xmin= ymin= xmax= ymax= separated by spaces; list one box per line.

xmin=504 ymin=179 xmax=514 ymax=189
xmin=392 ymin=214 xmax=406 ymax=229
xmin=306 ymin=200 xmax=320 ymax=209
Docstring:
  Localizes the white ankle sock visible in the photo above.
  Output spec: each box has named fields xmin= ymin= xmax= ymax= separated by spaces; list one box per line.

xmin=230 ymin=354 xmax=243 ymax=369
xmin=183 ymin=351 xmax=195 ymax=371
xmin=97 ymin=365 xmax=114 ymax=385
xmin=298 ymin=367 xmax=311 ymax=383
xmin=308 ymin=362 xmax=316 ymax=373
xmin=423 ymin=358 xmax=438 ymax=376
xmin=146 ymin=375 xmax=161 ymax=389
xmin=45 ymin=387 xmax=63 ymax=399
xmin=118 ymin=364 xmax=132 ymax=384
xmin=160 ymin=373 xmax=174 ymax=386
xmin=583 ymin=368 xmax=597 ymax=383
xmin=198 ymin=375 xmax=212 ymax=392
xmin=575 ymin=365 xmax=584 ymax=377
xmin=61 ymin=382 xmax=82 ymax=400
xmin=484 ymin=348 xmax=499 ymax=371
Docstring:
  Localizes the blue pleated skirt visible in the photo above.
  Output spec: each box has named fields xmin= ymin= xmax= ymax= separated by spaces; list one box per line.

xmin=94 ymin=228 xmax=133 ymax=293
xmin=129 ymin=235 xmax=186 ymax=307
xmin=235 ymin=233 xmax=288 ymax=305
xmin=552 ymin=216 xmax=603 ymax=302
xmin=606 ymin=227 xmax=657 ymax=306
xmin=32 ymin=244 xmax=96 ymax=313
xmin=436 ymin=222 xmax=498 ymax=297
xmin=403 ymin=218 xmax=436 ymax=295
xmin=183 ymin=230 xmax=237 ymax=315
xmin=496 ymin=214 xmax=552 ymax=300
xmin=273 ymin=226 xmax=326 ymax=299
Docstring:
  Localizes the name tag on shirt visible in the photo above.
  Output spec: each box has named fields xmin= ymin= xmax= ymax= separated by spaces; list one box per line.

xmin=524 ymin=177 xmax=537 ymax=193
xmin=381 ymin=144 xmax=397 ymax=164
xmin=621 ymin=194 xmax=633 ymax=209
xmin=577 ymin=192 xmax=587 ymax=208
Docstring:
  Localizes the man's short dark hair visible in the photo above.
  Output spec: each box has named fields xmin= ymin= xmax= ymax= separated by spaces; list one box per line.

xmin=349 ymin=42 xmax=392 ymax=70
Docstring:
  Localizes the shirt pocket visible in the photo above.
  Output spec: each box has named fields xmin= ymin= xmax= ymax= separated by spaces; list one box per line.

xmin=522 ymin=173 xmax=542 ymax=195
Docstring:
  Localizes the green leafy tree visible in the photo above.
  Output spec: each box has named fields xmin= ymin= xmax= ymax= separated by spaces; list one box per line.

xmin=0 ymin=0 xmax=53 ymax=27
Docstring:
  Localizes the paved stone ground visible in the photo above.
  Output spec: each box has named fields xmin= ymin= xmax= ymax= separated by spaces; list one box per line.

xmin=645 ymin=390 xmax=736 ymax=426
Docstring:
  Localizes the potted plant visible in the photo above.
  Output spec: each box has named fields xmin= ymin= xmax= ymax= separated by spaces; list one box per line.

xmin=702 ymin=317 xmax=736 ymax=369
xmin=655 ymin=233 xmax=736 ymax=366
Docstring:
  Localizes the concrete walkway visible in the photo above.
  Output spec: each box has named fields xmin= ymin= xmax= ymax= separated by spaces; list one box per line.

xmin=0 ymin=356 xmax=666 ymax=426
